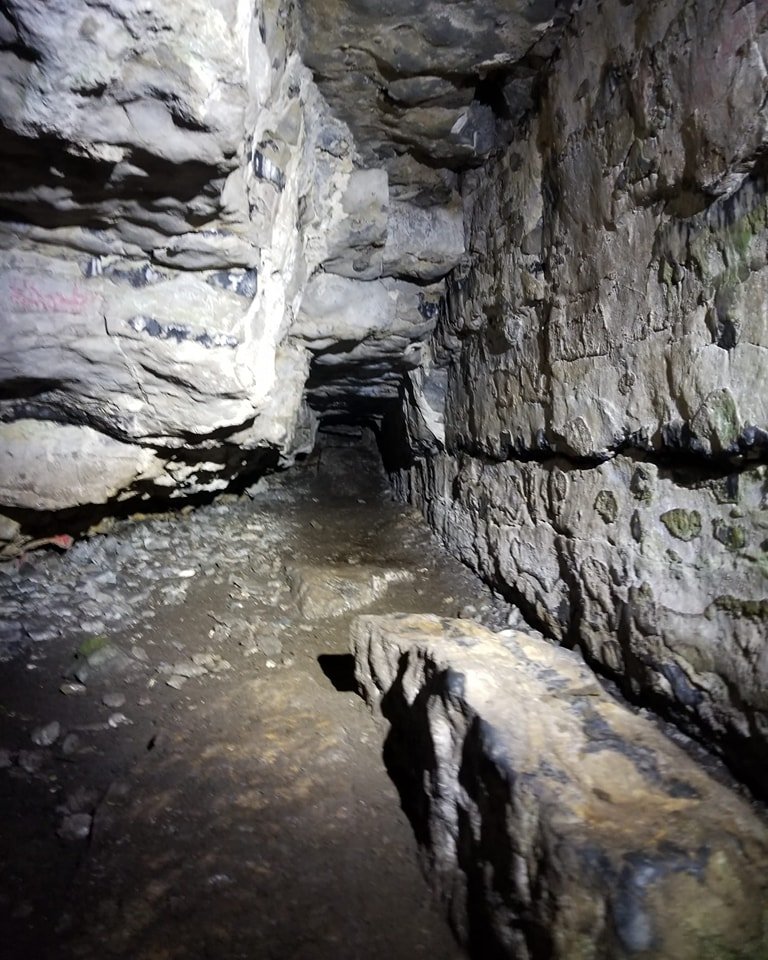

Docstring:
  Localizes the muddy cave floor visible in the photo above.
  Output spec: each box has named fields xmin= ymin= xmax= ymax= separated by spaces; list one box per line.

xmin=0 ymin=437 xmax=522 ymax=960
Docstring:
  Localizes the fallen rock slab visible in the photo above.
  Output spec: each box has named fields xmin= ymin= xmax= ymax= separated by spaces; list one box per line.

xmin=351 ymin=614 xmax=768 ymax=960
xmin=286 ymin=563 xmax=412 ymax=620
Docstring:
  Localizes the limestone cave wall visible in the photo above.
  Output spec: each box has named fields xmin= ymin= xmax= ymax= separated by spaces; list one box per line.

xmin=398 ymin=0 xmax=768 ymax=795
xmin=0 ymin=0 xmax=458 ymax=534
xmin=1 ymin=0 xmax=767 ymax=799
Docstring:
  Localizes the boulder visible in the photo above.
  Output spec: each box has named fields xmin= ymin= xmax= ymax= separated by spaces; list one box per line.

xmin=352 ymin=613 xmax=768 ymax=960
xmin=287 ymin=563 xmax=412 ymax=619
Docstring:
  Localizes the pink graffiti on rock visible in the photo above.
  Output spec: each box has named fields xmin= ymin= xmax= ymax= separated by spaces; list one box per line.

xmin=9 ymin=279 xmax=93 ymax=314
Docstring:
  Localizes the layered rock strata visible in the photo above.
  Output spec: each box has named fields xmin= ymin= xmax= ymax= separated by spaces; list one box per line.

xmin=352 ymin=613 xmax=768 ymax=960
xmin=295 ymin=0 xmax=576 ymax=170
xmin=0 ymin=0 xmax=465 ymax=533
xmin=397 ymin=0 xmax=768 ymax=797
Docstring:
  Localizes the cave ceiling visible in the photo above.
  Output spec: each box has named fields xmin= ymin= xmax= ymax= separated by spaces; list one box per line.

xmin=295 ymin=0 xmax=577 ymax=177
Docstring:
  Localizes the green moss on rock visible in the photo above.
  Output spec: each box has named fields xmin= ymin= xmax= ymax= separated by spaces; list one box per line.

xmin=661 ymin=508 xmax=702 ymax=542
xmin=77 ymin=634 xmax=109 ymax=658
xmin=690 ymin=388 xmax=741 ymax=454
xmin=594 ymin=489 xmax=618 ymax=524
xmin=714 ymin=596 xmax=768 ymax=621
xmin=713 ymin=520 xmax=747 ymax=551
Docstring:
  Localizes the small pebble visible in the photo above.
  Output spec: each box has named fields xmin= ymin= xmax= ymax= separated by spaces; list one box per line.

xmin=61 ymin=785 xmax=98 ymax=813
xmin=102 ymin=692 xmax=126 ymax=709
xmin=17 ymin=750 xmax=44 ymax=773
xmin=60 ymin=733 xmax=81 ymax=756
xmin=208 ymin=659 xmax=232 ymax=673
xmin=60 ymin=682 xmax=87 ymax=696
xmin=166 ymin=676 xmax=187 ymax=690
xmin=171 ymin=662 xmax=207 ymax=679
xmin=58 ymin=812 xmax=92 ymax=841
xmin=31 ymin=721 xmax=61 ymax=747
xmin=74 ymin=665 xmax=90 ymax=685
xmin=192 ymin=653 xmax=216 ymax=667
xmin=107 ymin=712 xmax=132 ymax=728
xmin=207 ymin=873 xmax=233 ymax=887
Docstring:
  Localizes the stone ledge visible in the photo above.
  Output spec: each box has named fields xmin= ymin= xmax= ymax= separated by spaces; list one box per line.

xmin=351 ymin=613 xmax=768 ymax=960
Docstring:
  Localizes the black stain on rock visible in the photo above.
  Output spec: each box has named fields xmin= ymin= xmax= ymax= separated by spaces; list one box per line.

xmin=127 ymin=315 xmax=239 ymax=348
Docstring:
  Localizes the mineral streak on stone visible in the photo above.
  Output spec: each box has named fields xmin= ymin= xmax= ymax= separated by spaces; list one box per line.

xmin=352 ymin=613 xmax=768 ymax=960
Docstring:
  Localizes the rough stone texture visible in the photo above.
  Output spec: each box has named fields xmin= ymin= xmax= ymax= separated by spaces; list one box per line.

xmin=295 ymin=0 xmax=575 ymax=169
xmin=403 ymin=453 xmax=768 ymax=785
xmin=295 ymin=273 xmax=442 ymax=410
xmin=0 ymin=419 xmax=163 ymax=511
xmin=399 ymin=0 xmax=768 ymax=798
xmin=352 ymin=613 xmax=768 ymax=960
xmin=0 ymin=0 xmax=316 ymax=514
xmin=286 ymin=562 xmax=412 ymax=619
xmin=0 ymin=0 xmax=465 ymax=523
xmin=2 ymin=0 xmax=766 ymax=839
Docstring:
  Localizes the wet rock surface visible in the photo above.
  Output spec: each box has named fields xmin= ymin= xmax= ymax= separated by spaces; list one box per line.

xmin=295 ymin=0 xmax=575 ymax=170
xmin=353 ymin=613 xmax=768 ymax=960
xmin=0 ymin=0 xmax=473 ymax=518
xmin=397 ymin=0 xmax=768 ymax=800
xmin=0 ymin=439 xmax=511 ymax=959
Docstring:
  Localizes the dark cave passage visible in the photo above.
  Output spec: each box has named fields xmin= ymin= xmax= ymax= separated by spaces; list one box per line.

xmin=1 ymin=0 xmax=768 ymax=956
xmin=0 ymin=442 xmax=513 ymax=960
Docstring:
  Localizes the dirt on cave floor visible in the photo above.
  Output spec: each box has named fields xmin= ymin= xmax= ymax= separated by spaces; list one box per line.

xmin=0 ymin=431 xmax=513 ymax=960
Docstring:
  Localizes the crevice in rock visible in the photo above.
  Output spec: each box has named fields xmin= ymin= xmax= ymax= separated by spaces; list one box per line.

xmin=448 ymin=436 xmax=768 ymax=473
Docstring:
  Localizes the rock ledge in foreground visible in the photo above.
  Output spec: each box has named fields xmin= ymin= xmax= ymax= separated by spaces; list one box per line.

xmin=351 ymin=613 xmax=768 ymax=960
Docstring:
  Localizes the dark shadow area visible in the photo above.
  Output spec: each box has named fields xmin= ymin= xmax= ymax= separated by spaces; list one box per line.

xmin=0 ymin=126 xmax=223 ymax=229
xmin=0 ymin=446 xmax=281 ymax=543
xmin=318 ymin=654 xmax=358 ymax=693
xmin=378 ymin=659 xmax=505 ymax=960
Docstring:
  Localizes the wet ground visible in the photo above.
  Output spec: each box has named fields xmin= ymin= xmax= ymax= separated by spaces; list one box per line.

xmin=0 ymin=434 xmax=510 ymax=960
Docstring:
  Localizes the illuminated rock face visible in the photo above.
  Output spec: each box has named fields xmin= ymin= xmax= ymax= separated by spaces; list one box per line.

xmin=395 ymin=0 xmax=768 ymax=797
xmin=0 ymin=0 xmax=766 ymax=831
xmin=0 ymin=0 xmax=464 ymax=514
xmin=0 ymin=0 xmax=309 ymax=509
xmin=352 ymin=613 xmax=768 ymax=960
xmin=2 ymin=0 xmax=768 ymax=949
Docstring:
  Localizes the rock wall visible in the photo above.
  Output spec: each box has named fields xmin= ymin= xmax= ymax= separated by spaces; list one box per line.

xmin=353 ymin=613 xmax=768 ymax=960
xmin=3 ymin=0 xmax=766 ymax=803
xmin=398 ymin=0 xmax=768 ymax=797
xmin=0 ymin=0 xmax=461 ymax=535
xmin=0 ymin=0 xmax=310 ymax=522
